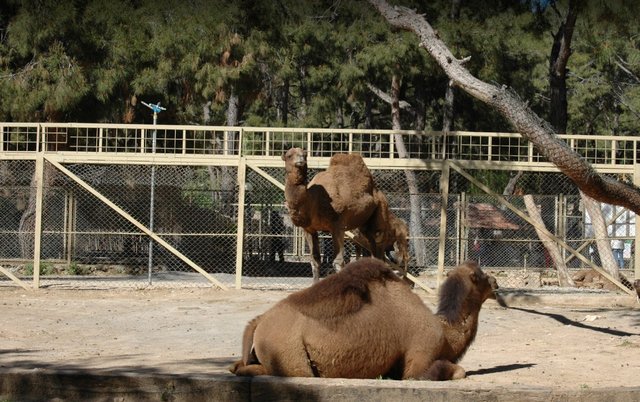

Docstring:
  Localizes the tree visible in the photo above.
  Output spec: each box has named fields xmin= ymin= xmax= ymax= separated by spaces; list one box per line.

xmin=547 ymin=0 xmax=579 ymax=134
xmin=368 ymin=0 xmax=640 ymax=216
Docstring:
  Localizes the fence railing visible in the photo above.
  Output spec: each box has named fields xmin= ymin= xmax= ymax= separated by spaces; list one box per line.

xmin=2 ymin=123 xmax=638 ymax=170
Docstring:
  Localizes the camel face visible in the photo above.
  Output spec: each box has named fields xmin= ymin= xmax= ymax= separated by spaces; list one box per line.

xmin=282 ymin=147 xmax=307 ymax=169
xmin=448 ymin=261 xmax=499 ymax=302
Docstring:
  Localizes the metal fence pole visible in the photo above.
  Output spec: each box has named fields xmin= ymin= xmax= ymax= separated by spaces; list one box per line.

xmin=437 ymin=160 xmax=450 ymax=288
xmin=142 ymin=101 xmax=166 ymax=285
xmin=33 ymin=152 xmax=44 ymax=289
xmin=635 ymin=164 xmax=640 ymax=281
xmin=235 ymin=158 xmax=248 ymax=289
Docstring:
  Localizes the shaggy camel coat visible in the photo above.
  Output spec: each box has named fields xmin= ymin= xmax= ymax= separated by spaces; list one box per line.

xmin=282 ymin=148 xmax=382 ymax=281
xmin=231 ymin=258 xmax=498 ymax=380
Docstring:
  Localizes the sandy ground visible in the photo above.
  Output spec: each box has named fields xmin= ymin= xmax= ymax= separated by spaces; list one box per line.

xmin=0 ymin=286 xmax=639 ymax=390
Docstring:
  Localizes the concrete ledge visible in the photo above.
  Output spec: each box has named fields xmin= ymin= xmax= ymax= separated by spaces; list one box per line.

xmin=2 ymin=368 xmax=639 ymax=402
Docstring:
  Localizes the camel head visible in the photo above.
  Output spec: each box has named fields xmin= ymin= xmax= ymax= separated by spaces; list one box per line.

xmin=282 ymin=147 xmax=307 ymax=170
xmin=437 ymin=261 xmax=499 ymax=324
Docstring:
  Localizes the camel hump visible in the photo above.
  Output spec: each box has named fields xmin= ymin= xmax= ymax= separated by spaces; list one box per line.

xmin=319 ymin=153 xmax=375 ymax=213
xmin=329 ymin=153 xmax=365 ymax=167
xmin=328 ymin=153 xmax=372 ymax=182
xmin=286 ymin=258 xmax=400 ymax=320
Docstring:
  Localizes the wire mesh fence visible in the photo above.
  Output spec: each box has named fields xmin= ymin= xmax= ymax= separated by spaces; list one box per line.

xmin=0 ymin=126 xmax=637 ymax=293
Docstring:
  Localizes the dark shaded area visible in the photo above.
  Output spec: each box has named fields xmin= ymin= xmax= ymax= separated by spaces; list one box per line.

xmin=507 ymin=306 xmax=639 ymax=337
xmin=466 ymin=363 xmax=536 ymax=377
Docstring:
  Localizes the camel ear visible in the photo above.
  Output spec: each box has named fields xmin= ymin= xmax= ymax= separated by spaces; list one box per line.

xmin=469 ymin=271 xmax=478 ymax=284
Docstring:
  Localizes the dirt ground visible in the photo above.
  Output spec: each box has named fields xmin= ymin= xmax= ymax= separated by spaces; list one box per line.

xmin=0 ymin=285 xmax=639 ymax=390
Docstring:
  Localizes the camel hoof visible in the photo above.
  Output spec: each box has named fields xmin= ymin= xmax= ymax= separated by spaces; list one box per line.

xmin=229 ymin=360 xmax=244 ymax=374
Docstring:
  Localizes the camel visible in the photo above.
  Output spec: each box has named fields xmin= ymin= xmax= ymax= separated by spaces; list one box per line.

xmin=282 ymin=148 xmax=382 ymax=282
xmin=352 ymin=211 xmax=409 ymax=277
xmin=230 ymin=257 xmax=499 ymax=380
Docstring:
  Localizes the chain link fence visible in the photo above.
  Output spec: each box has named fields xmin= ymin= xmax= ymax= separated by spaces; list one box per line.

xmin=0 ymin=127 xmax=637 ymax=293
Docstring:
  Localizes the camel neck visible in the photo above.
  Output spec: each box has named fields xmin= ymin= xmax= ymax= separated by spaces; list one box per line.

xmin=284 ymin=166 xmax=310 ymax=225
xmin=438 ymin=311 xmax=480 ymax=363
xmin=286 ymin=166 xmax=307 ymax=186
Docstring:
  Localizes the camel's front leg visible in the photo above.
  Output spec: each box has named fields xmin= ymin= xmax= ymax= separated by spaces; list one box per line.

xmin=233 ymin=363 xmax=270 ymax=377
xmin=331 ymin=229 xmax=346 ymax=273
xmin=306 ymin=231 xmax=321 ymax=282
xmin=229 ymin=359 xmax=244 ymax=374
xmin=424 ymin=360 xmax=466 ymax=381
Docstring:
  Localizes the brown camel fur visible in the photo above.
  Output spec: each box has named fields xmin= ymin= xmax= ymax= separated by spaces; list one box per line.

xmin=353 ymin=210 xmax=409 ymax=277
xmin=282 ymin=148 xmax=381 ymax=282
xmin=230 ymin=258 xmax=499 ymax=380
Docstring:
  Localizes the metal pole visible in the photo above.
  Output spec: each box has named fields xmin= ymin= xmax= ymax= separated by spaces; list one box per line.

xmin=148 ymin=111 xmax=157 ymax=285
xmin=141 ymin=101 xmax=165 ymax=286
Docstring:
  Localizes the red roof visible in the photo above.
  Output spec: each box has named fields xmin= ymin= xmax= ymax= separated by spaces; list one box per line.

xmin=465 ymin=203 xmax=519 ymax=230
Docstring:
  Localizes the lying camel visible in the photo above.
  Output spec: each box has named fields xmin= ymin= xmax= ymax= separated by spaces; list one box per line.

xmin=230 ymin=258 xmax=499 ymax=380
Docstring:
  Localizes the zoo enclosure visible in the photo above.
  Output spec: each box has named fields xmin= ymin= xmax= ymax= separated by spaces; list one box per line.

xmin=0 ymin=122 xmax=638 ymax=292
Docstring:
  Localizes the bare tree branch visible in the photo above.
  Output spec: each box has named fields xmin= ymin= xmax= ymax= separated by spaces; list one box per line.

xmin=366 ymin=82 xmax=415 ymax=114
xmin=368 ymin=0 xmax=640 ymax=215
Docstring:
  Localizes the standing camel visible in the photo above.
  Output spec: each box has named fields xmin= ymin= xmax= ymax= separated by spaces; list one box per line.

xmin=282 ymin=148 xmax=382 ymax=282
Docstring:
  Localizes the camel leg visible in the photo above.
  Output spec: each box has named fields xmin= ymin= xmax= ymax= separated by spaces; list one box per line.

xmin=424 ymin=360 xmax=466 ymax=381
xmin=331 ymin=229 xmax=346 ymax=273
xmin=234 ymin=363 xmax=270 ymax=377
xmin=364 ymin=231 xmax=382 ymax=260
xmin=229 ymin=359 xmax=244 ymax=374
xmin=401 ymin=356 xmax=432 ymax=380
xmin=306 ymin=231 xmax=321 ymax=282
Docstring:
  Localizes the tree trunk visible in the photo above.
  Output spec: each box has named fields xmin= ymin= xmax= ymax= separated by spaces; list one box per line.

xmin=391 ymin=74 xmax=428 ymax=266
xmin=581 ymin=192 xmax=620 ymax=278
xmin=549 ymin=0 xmax=579 ymax=133
xmin=442 ymin=80 xmax=455 ymax=158
xmin=277 ymin=78 xmax=289 ymax=126
xmin=441 ymin=0 xmax=462 ymax=158
xmin=18 ymin=161 xmax=57 ymax=259
xmin=523 ymin=194 xmax=575 ymax=287
xmin=369 ymin=0 xmax=640 ymax=215
xmin=222 ymin=86 xmax=240 ymax=213
xmin=364 ymin=93 xmax=373 ymax=129
xmin=411 ymin=76 xmax=426 ymax=131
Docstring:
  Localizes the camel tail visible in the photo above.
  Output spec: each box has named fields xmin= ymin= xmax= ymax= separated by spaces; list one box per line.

xmin=241 ymin=315 xmax=261 ymax=365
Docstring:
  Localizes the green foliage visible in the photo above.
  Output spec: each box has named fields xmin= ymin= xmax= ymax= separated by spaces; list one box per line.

xmin=182 ymin=168 xmax=215 ymax=209
xmin=66 ymin=262 xmax=89 ymax=276
xmin=0 ymin=0 xmax=638 ymax=137
xmin=22 ymin=262 xmax=54 ymax=276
